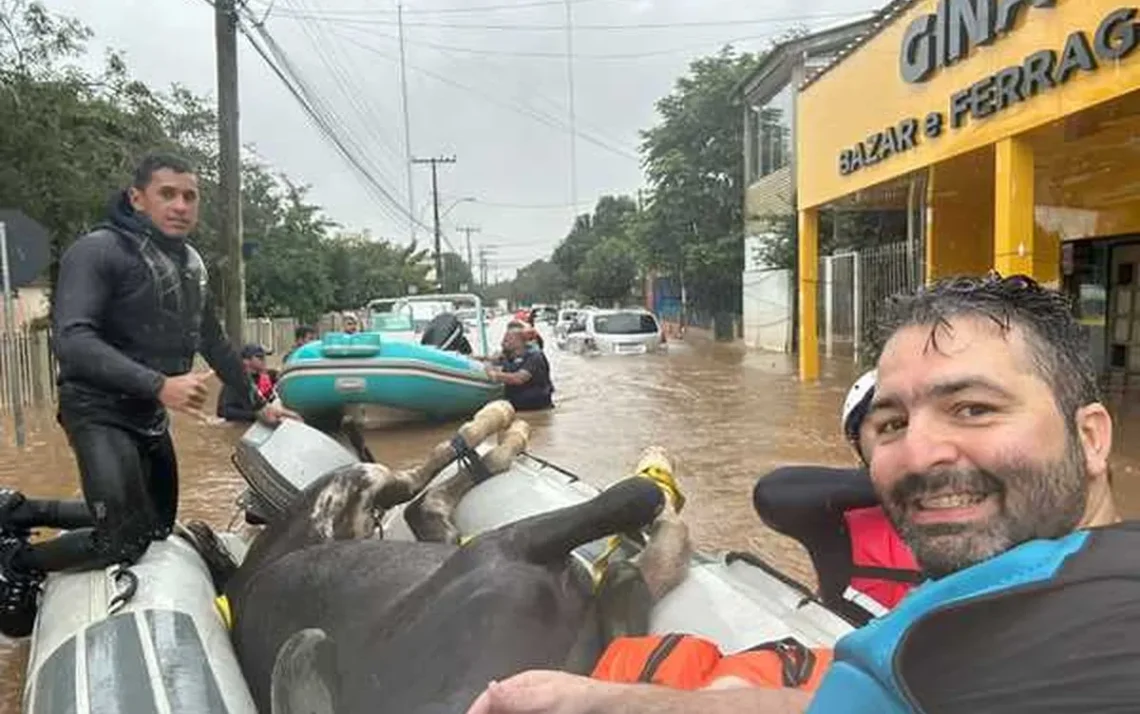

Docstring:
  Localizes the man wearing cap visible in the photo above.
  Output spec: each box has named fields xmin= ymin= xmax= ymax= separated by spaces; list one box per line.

xmin=217 ymin=343 xmax=279 ymax=422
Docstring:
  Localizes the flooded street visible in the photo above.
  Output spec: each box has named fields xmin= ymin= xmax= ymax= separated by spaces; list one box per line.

xmin=2 ymin=321 xmax=1140 ymax=711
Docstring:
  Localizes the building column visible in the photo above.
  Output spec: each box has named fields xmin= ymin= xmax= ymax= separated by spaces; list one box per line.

xmin=993 ymin=136 xmax=1037 ymax=277
xmin=798 ymin=207 xmax=820 ymax=381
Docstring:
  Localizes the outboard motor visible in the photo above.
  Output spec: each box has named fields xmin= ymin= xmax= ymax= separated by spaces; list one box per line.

xmin=421 ymin=312 xmax=473 ymax=354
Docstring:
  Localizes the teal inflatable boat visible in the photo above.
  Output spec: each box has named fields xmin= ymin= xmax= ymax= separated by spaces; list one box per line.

xmin=276 ymin=332 xmax=503 ymax=419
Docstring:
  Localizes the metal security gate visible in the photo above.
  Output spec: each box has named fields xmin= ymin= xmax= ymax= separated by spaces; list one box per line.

xmin=819 ymin=241 xmax=921 ymax=363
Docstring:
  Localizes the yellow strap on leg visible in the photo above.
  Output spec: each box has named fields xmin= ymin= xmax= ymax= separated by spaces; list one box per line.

xmin=637 ymin=464 xmax=686 ymax=513
xmin=588 ymin=460 xmax=685 ymax=590
xmin=215 ymin=594 xmax=234 ymax=631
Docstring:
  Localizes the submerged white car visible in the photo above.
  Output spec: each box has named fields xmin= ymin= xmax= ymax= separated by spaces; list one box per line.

xmin=564 ymin=309 xmax=667 ymax=355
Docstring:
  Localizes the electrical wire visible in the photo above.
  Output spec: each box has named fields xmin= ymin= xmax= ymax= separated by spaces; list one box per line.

xmin=259 ymin=11 xmax=875 ymax=32
xmin=232 ymin=4 xmax=435 ymax=233
xmin=328 ymin=26 xmax=790 ymax=60
xmin=247 ymin=0 xmax=618 ymax=16
xmin=332 ymin=30 xmax=640 ymax=163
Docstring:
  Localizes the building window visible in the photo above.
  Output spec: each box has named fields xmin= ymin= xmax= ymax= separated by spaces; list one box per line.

xmin=749 ymin=82 xmax=794 ymax=183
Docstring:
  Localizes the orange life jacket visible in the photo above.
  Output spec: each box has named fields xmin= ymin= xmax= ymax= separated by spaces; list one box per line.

xmin=591 ymin=634 xmax=832 ymax=692
xmin=843 ymin=506 xmax=922 ymax=615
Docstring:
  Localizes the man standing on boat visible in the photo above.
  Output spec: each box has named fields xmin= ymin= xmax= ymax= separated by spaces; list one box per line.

xmin=0 ymin=153 xmax=297 ymax=638
xmin=468 ymin=273 xmax=1140 ymax=714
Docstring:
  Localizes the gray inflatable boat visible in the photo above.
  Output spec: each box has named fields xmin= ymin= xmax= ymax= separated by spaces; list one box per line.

xmin=24 ymin=419 xmax=852 ymax=713
xmin=233 ymin=419 xmax=855 ymax=651
xmin=23 ymin=533 xmax=256 ymax=714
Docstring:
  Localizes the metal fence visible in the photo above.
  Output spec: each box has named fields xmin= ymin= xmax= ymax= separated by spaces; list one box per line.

xmin=0 ymin=316 xmax=309 ymax=414
xmin=818 ymin=241 xmax=920 ymax=363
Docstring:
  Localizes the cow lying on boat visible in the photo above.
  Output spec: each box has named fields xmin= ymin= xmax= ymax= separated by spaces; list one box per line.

xmin=182 ymin=401 xmax=694 ymax=714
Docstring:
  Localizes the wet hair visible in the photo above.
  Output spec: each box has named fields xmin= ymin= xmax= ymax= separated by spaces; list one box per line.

xmin=133 ymin=152 xmax=196 ymax=189
xmin=295 ymin=325 xmax=316 ymax=341
xmin=873 ymin=272 xmax=1100 ymax=425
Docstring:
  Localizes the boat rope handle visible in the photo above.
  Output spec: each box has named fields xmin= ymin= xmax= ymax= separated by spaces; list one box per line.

xmin=107 ymin=564 xmax=139 ymax=616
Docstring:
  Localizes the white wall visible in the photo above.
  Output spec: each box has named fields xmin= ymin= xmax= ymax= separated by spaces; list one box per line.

xmin=742 ymin=268 xmax=793 ymax=352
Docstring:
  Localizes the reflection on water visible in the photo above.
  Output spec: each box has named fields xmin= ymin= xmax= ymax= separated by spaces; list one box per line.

xmin=2 ymin=321 xmax=1140 ymax=710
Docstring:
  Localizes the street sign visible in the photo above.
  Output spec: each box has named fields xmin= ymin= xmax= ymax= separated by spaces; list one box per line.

xmin=0 ymin=209 xmax=50 ymax=288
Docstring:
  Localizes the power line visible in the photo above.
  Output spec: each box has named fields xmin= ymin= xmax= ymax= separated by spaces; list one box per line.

xmin=329 ymin=24 xmax=632 ymax=151
xmin=231 ymin=4 xmax=434 ymax=235
xmin=248 ymin=0 xmax=616 ymax=17
xmin=262 ymin=11 xmax=874 ymax=31
xmin=328 ymin=27 xmax=788 ymax=60
xmin=332 ymin=31 xmax=639 ymax=163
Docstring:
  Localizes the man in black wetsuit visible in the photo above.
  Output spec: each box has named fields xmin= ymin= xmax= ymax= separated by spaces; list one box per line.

xmin=0 ymin=153 xmax=297 ymax=637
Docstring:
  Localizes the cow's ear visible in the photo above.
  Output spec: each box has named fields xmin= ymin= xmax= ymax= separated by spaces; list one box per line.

xmin=271 ymin=628 xmax=340 ymax=714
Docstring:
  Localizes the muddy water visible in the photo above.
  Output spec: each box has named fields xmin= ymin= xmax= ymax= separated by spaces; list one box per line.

xmin=1 ymin=321 xmax=1140 ymax=711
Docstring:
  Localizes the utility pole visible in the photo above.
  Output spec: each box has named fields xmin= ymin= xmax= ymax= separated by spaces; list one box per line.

xmin=563 ymin=0 xmax=579 ymax=213
xmin=478 ymin=244 xmax=497 ymax=289
xmin=412 ymin=155 xmax=456 ymax=291
xmin=397 ymin=3 xmax=416 ymax=241
xmin=215 ymin=0 xmax=244 ymax=345
xmin=456 ymin=225 xmax=480 ymax=286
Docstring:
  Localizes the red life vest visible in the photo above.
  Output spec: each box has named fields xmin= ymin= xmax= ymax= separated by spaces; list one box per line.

xmin=255 ymin=372 xmax=275 ymax=400
xmin=843 ymin=506 xmax=922 ymax=615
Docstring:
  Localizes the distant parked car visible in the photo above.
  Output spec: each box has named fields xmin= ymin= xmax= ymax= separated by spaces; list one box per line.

xmin=553 ymin=309 xmax=582 ymax=342
xmin=564 ymin=309 xmax=666 ymax=356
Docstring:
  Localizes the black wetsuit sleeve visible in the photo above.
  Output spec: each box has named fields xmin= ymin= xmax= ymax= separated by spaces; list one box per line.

xmin=198 ymin=308 xmax=266 ymax=413
xmin=901 ymin=538 xmax=1140 ymax=713
xmin=52 ymin=233 xmax=166 ymax=399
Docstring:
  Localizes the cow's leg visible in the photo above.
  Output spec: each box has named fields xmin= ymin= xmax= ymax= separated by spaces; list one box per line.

xmin=465 ymin=476 xmax=664 ymax=567
xmin=590 ymin=446 xmax=692 ymax=643
xmin=369 ymin=401 xmax=516 ymax=510
xmin=405 ymin=419 xmax=530 ymax=543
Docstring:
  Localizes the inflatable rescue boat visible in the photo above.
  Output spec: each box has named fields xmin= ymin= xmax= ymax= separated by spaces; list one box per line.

xmin=24 ymin=418 xmax=854 ymax=712
xmin=231 ymin=419 xmax=855 ymax=651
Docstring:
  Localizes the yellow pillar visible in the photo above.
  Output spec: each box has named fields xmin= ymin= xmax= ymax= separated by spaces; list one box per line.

xmin=993 ymin=136 xmax=1037 ymax=277
xmin=798 ymin=207 xmax=820 ymax=381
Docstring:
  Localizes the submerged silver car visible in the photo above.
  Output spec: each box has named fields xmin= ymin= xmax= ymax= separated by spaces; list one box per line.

xmin=565 ymin=309 xmax=666 ymax=355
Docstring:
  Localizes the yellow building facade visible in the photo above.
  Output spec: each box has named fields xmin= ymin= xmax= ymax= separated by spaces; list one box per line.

xmin=796 ymin=0 xmax=1140 ymax=380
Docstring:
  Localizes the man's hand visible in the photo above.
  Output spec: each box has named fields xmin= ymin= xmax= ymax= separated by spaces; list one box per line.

xmin=158 ymin=370 xmax=214 ymax=415
xmin=465 ymin=671 xmax=612 ymax=714
xmin=257 ymin=403 xmax=303 ymax=426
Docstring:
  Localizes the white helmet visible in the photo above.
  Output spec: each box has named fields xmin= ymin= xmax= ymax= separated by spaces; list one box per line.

xmin=842 ymin=369 xmax=877 ymax=456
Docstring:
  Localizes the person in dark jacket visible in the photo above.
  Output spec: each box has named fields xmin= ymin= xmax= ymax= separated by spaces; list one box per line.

xmin=216 ymin=343 xmax=278 ymax=422
xmin=0 ymin=153 xmax=298 ymax=638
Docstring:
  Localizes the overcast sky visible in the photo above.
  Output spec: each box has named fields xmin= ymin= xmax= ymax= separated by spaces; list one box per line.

xmin=46 ymin=0 xmax=879 ymax=279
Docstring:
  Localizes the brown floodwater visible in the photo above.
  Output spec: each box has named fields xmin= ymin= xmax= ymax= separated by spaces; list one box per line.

xmin=1 ymin=321 xmax=1140 ymax=712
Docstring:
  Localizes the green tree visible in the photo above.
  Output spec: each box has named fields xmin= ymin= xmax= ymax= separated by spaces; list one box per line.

xmin=244 ymin=183 xmax=336 ymax=323
xmin=506 ymin=259 xmax=567 ymax=306
xmin=637 ymin=46 xmax=759 ymax=314
xmin=576 ymin=238 xmax=638 ymax=306
xmin=440 ymin=252 xmax=473 ymax=293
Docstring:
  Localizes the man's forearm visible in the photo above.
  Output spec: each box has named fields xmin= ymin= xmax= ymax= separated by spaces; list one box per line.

xmin=603 ymin=683 xmax=812 ymax=714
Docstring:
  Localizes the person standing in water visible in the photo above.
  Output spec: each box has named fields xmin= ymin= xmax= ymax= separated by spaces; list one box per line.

xmin=0 ymin=153 xmax=298 ymax=638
